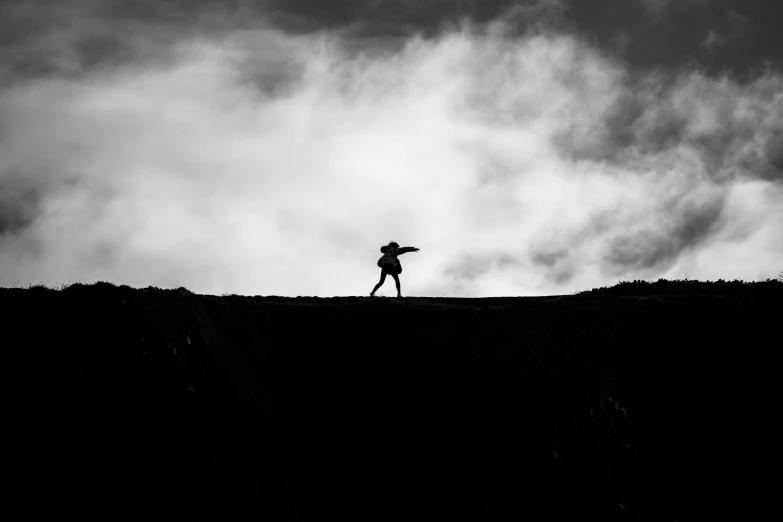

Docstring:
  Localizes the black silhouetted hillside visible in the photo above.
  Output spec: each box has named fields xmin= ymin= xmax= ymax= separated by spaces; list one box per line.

xmin=6 ymin=279 xmax=781 ymax=521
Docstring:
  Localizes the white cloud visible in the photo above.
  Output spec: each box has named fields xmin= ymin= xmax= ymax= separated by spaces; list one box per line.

xmin=1 ymin=15 xmax=781 ymax=296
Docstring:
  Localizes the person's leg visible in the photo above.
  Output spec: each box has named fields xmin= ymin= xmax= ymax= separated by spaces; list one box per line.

xmin=371 ymin=270 xmax=387 ymax=296
xmin=392 ymin=273 xmax=401 ymax=297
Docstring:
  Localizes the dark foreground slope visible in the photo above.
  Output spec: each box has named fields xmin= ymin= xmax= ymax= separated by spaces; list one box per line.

xmin=5 ymin=280 xmax=781 ymax=521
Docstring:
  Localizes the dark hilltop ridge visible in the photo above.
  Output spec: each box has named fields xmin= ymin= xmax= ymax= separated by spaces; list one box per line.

xmin=7 ymin=278 xmax=781 ymax=521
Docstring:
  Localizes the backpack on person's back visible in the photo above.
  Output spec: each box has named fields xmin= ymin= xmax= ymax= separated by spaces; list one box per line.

xmin=378 ymin=244 xmax=399 ymax=267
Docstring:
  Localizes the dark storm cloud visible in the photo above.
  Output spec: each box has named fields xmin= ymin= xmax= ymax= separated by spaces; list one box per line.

xmin=443 ymin=251 xmax=578 ymax=287
xmin=552 ymin=81 xmax=685 ymax=163
xmin=567 ymin=0 xmax=783 ymax=76
xmin=444 ymin=254 xmax=494 ymax=282
xmin=0 ymin=0 xmax=455 ymax=85
xmin=530 ymin=248 xmax=568 ymax=268
xmin=264 ymin=0 xmax=526 ymax=35
xmin=764 ymin=130 xmax=783 ymax=175
xmin=555 ymin=70 xmax=783 ymax=184
xmin=701 ymin=9 xmax=752 ymax=53
xmin=0 ymin=178 xmax=39 ymax=236
xmin=547 ymin=266 xmax=575 ymax=285
xmin=2 ymin=0 xmax=781 ymax=80
xmin=632 ymin=0 xmax=720 ymax=20
xmin=604 ymin=191 xmax=726 ymax=272
xmin=0 ymin=0 xmax=186 ymax=84
xmin=529 ymin=248 xmax=575 ymax=284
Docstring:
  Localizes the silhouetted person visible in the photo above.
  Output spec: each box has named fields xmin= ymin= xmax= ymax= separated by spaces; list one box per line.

xmin=371 ymin=241 xmax=420 ymax=298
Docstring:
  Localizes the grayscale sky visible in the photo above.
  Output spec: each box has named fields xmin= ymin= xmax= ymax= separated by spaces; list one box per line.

xmin=1 ymin=0 xmax=781 ymax=296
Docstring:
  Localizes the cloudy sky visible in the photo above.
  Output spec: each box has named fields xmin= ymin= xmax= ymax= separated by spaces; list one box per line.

xmin=1 ymin=0 xmax=781 ymax=296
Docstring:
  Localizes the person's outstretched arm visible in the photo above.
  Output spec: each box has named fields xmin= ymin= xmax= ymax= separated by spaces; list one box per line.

xmin=396 ymin=246 xmax=420 ymax=255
